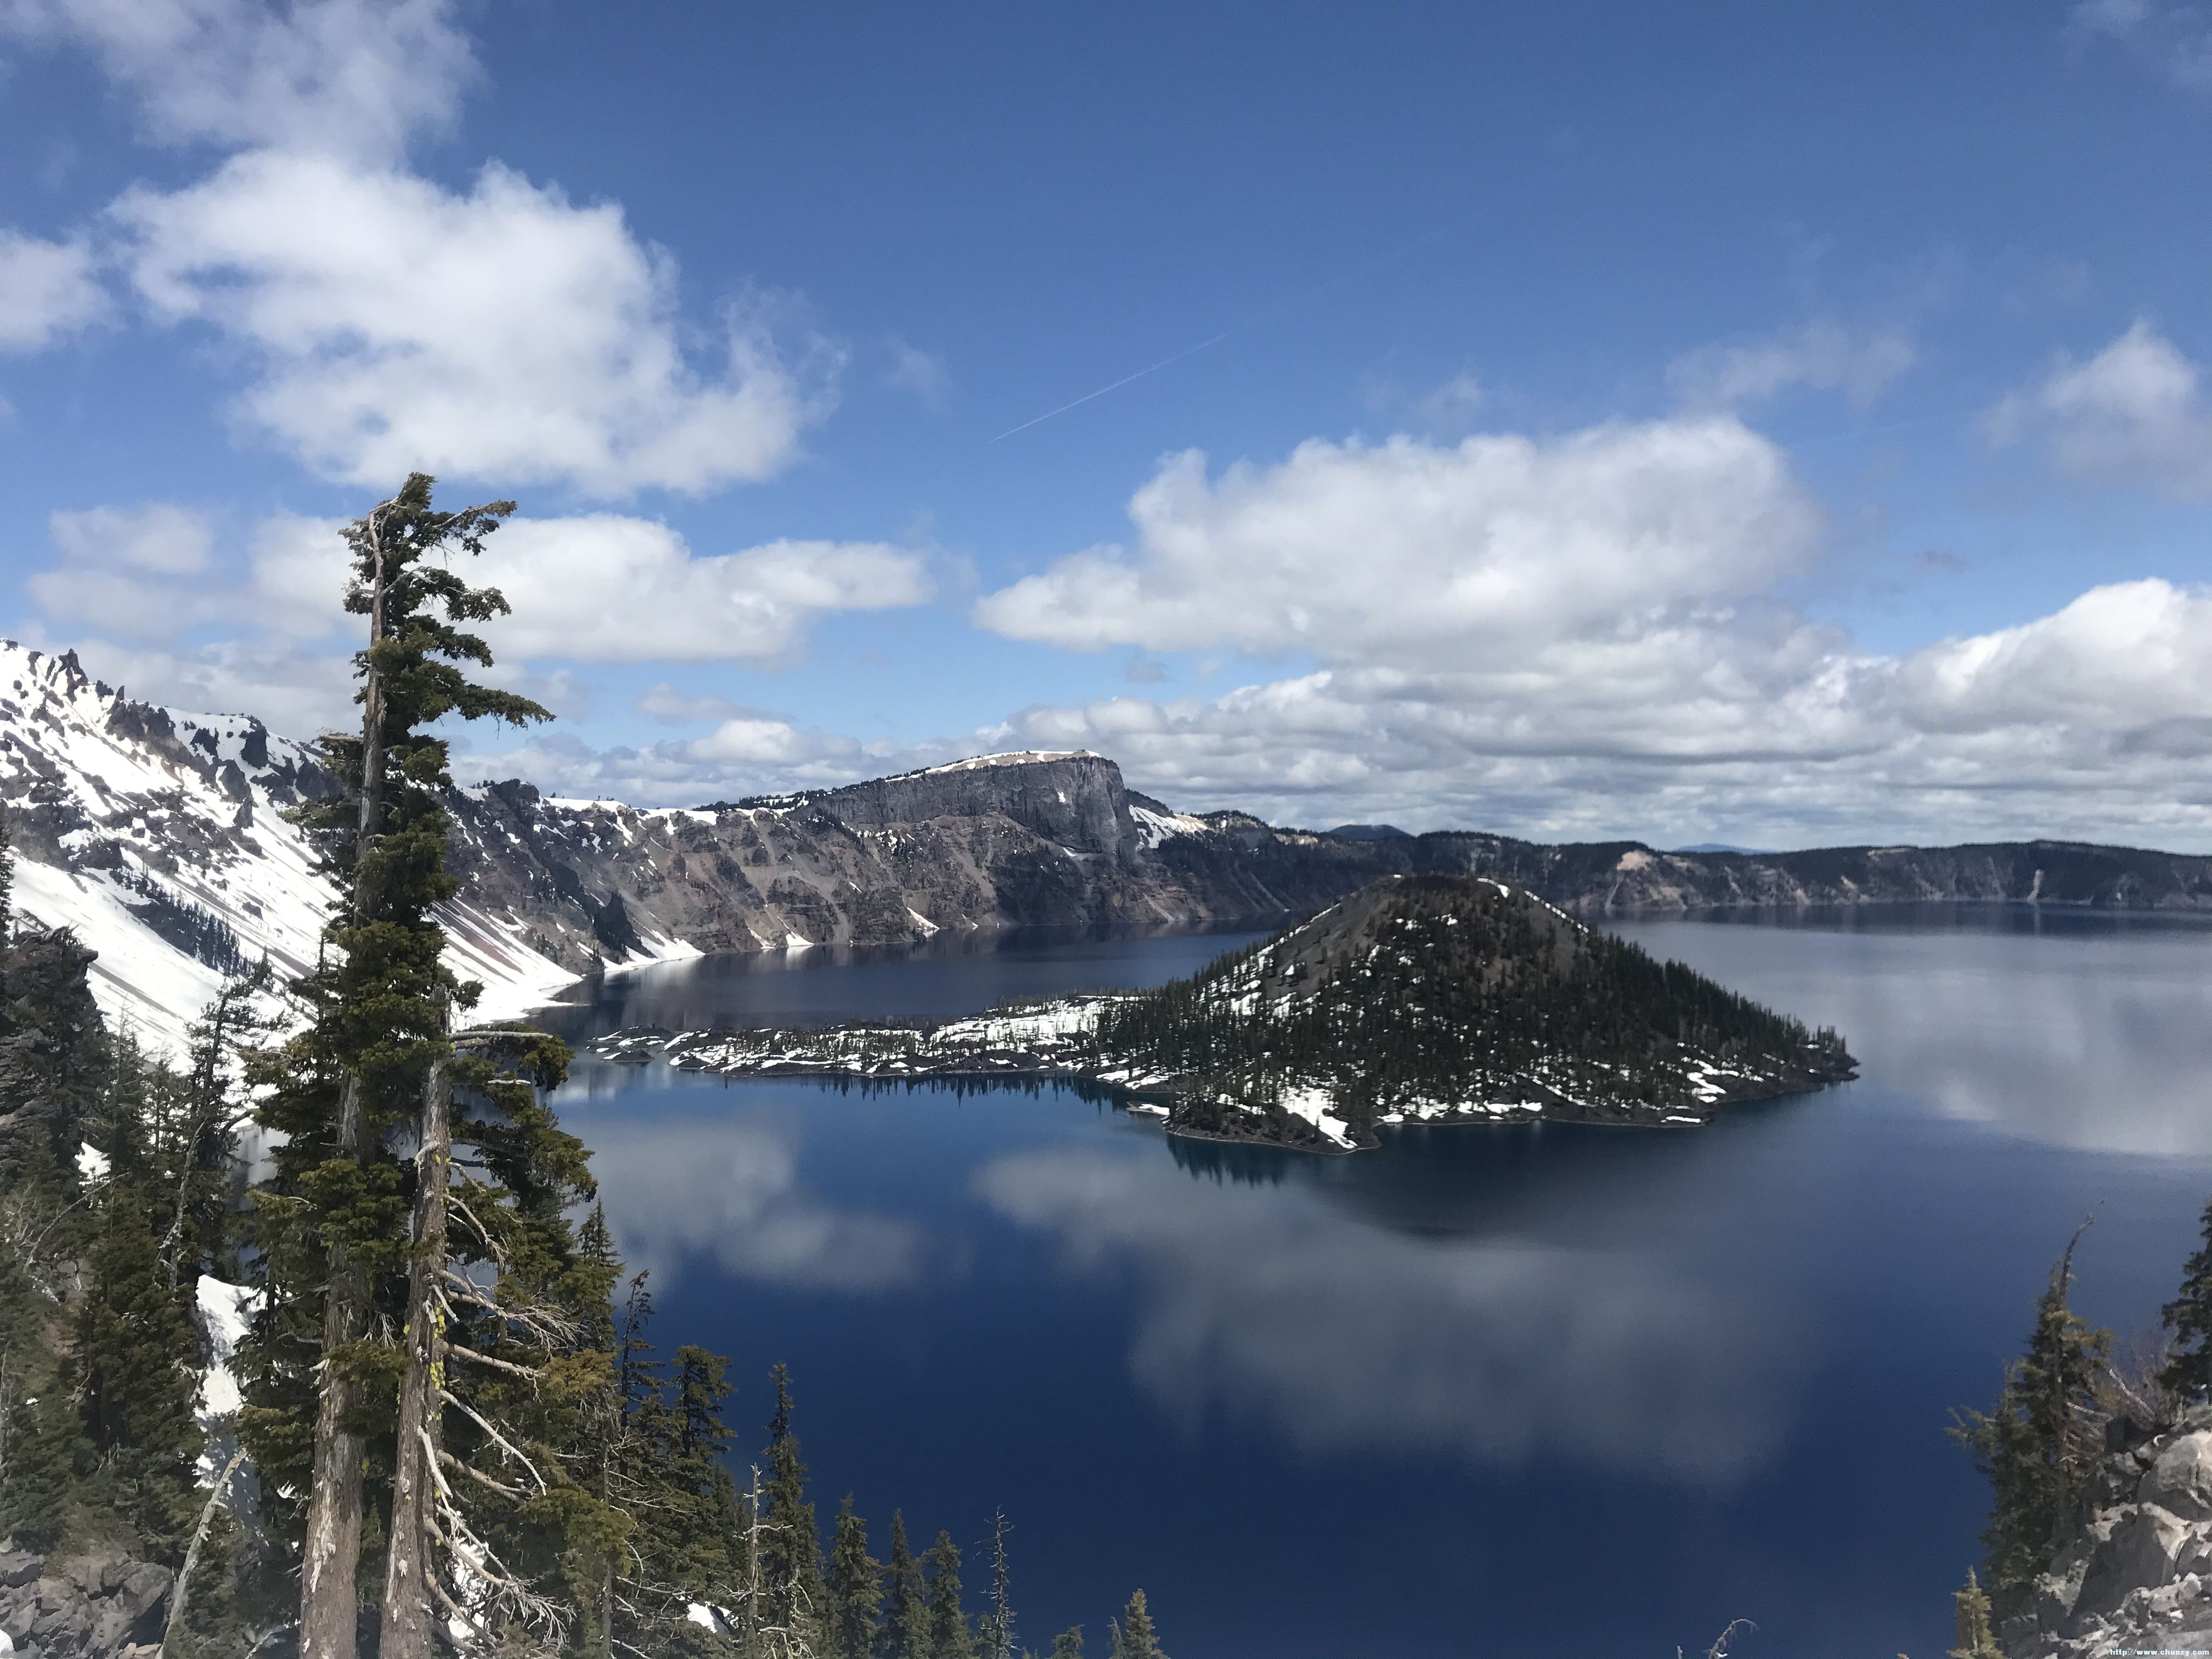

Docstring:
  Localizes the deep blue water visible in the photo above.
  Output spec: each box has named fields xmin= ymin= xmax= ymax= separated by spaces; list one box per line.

xmin=535 ymin=910 xmax=2212 ymax=1659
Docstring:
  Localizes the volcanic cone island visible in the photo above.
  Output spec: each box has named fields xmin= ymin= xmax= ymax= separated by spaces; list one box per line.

xmin=591 ymin=875 xmax=1858 ymax=1153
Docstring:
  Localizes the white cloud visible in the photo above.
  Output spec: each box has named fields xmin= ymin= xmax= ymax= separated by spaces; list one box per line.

xmin=48 ymin=502 xmax=210 ymax=574
xmin=0 ymin=230 xmax=107 ymax=350
xmin=1989 ymin=320 xmax=2212 ymax=500
xmin=2072 ymin=0 xmax=2212 ymax=91
xmin=25 ymin=506 xmax=930 ymax=745
xmin=974 ymin=420 xmax=1819 ymax=662
xmin=636 ymin=684 xmax=743 ymax=724
xmin=467 ymin=517 xmax=931 ymax=664
xmin=112 ymin=152 xmax=832 ymax=497
xmin=886 ymin=340 xmax=950 ymax=406
xmin=958 ymin=419 xmax=2212 ymax=846
xmin=1668 ymin=318 xmax=1917 ymax=411
xmin=0 ymin=0 xmax=476 ymax=161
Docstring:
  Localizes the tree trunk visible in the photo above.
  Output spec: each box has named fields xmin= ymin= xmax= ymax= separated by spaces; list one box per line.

xmin=379 ymin=1046 xmax=452 ymax=1659
xmin=161 ymin=1444 xmax=248 ymax=1657
xmin=300 ymin=507 xmax=393 ymax=1659
xmin=299 ymin=1072 xmax=371 ymax=1659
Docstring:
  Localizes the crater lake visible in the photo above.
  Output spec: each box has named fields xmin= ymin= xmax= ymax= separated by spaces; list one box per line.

xmin=534 ymin=909 xmax=2212 ymax=1659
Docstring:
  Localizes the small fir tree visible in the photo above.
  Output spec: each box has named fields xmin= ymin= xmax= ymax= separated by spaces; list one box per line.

xmin=1949 ymin=1567 xmax=2000 ymax=1659
xmin=1105 ymin=1592 xmax=1165 ymax=1659
xmin=1048 ymin=1630 xmax=1085 ymax=1659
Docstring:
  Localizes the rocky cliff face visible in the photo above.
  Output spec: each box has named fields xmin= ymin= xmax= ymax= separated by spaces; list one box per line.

xmin=8 ymin=636 xmax=2212 ymax=1046
xmin=2005 ymin=1409 xmax=2212 ymax=1655
xmin=0 ymin=1541 xmax=171 ymax=1658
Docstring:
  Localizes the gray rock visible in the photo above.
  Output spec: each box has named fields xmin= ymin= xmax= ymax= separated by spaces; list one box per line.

xmin=2079 ymin=1504 xmax=2192 ymax=1617
xmin=2144 ymin=1431 xmax=2212 ymax=1520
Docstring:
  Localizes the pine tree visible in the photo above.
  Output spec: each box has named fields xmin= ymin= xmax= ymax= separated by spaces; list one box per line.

xmin=1949 ymin=1567 xmax=1999 ymax=1658
xmin=761 ymin=1363 xmax=827 ymax=1644
xmin=881 ymin=1513 xmax=931 ymax=1659
xmin=1047 ymin=1631 xmax=1084 ymax=1659
xmin=1951 ymin=1233 xmax=2113 ymax=1610
xmin=926 ymin=1531 xmax=974 ymax=1659
xmin=248 ymin=475 xmax=545 ymax=1659
xmin=826 ymin=1496 xmax=882 ymax=1659
xmin=2162 ymin=1193 xmax=2212 ymax=1396
xmin=1105 ymin=1592 xmax=1165 ymax=1659
xmin=76 ymin=1180 xmax=201 ymax=1548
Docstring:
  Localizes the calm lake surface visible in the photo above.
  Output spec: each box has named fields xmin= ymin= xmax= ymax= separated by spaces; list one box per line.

xmin=536 ymin=909 xmax=2212 ymax=1659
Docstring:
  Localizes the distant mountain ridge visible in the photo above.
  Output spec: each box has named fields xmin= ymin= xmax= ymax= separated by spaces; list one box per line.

xmin=4 ymin=637 xmax=2211 ymax=1043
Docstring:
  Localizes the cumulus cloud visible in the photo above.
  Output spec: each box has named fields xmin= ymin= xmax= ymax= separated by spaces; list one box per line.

xmin=4 ymin=0 xmax=836 ymax=495
xmin=1989 ymin=320 xmax=2212 ymax=500
xmin=1668 ymin=318 xmax=1917 ymax=411
xmin=112 ymin=153 xmax=830 ymax=496
xmin=25 ymin=504 xmax=928 ymax=746
xmin=0 ymin=230 xmax=108 ymax=350
xmin=461 ymin=518 xmax=930 ymax=664
xmin=958 ymin=419 xmax=2212 ymax=846
xmin=974 ymin=420 xmax=1819 ymax=662
xmin=0 ymin=0 xmax=476 ymax=161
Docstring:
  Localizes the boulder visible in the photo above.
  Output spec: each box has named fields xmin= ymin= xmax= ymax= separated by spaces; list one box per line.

xmin=2078 ymin=1503 xmax=2193 ymax=1618
xmin=2143 ymin=1431 xmax=2212 ymax=1520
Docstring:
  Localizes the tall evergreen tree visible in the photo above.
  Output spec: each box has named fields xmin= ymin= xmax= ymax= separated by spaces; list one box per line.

xmin=926 ymin=1531 xmax=975 ymax=1659
xmin=2162 ymin=1193 xmax=2212 ymax=1396
xmin=233 ymin=474 xmax=579 ymax=1659
xmin=880 ymin=1512 xmax=931 ymax=1659
xmin=76 ymin=1180 xmax=201 ymax=1548
xmin=826 ymin=1494 xmax=882 ymax=1659
xmin=1952 ymin=1234 xmax=2113 ymax=1610
xmin=761 ymin=1363 xmax=827 ymax=1644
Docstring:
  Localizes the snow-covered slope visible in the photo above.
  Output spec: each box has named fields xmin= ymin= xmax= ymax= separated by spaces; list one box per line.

xmin=0 ymin=643 xmax=582 ymax=1048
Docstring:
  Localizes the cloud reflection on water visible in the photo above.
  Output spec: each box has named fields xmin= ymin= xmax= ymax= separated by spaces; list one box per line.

xmin=975 ymin=1146 xmax=1799 ymax=1485
xmin=589 ymin=1115 xmax=923 ymax=1293
xmin=1616 ymin=915 xmax=2212 ymax=1159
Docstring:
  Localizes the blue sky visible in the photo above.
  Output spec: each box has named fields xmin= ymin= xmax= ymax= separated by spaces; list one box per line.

xmin=3 ymin=1 xmax=2211 ymax=847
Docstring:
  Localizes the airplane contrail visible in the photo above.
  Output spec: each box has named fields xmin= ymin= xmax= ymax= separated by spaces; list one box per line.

xmin=988 ymin=329 xmax=1240 ymax=443
xmin=988 ymin=230 xmax=1447 ymax=444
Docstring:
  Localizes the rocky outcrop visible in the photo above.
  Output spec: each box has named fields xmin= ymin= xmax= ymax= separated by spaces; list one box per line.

xmin=2005 ymin=1411 xmax=2212 ymax=1656
xmin=0 ymin=1541 xmax=170 ymax=1658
